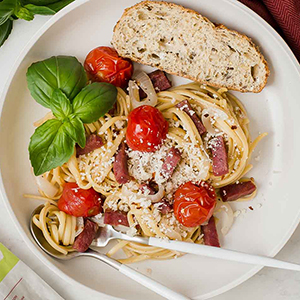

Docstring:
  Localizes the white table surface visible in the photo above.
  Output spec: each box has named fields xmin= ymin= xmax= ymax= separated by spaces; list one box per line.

xmin=1 ymin=16 xmax=300 ymax=300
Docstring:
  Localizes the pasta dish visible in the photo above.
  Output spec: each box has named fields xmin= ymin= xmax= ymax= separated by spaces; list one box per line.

xmin=25 ymin=46 xmax=266 ymax=264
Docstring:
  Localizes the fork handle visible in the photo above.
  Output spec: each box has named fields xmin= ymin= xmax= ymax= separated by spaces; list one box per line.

xmin=113 ymin=232 xmax=300 ymax=271
xmin=84 ymin=249 xmax=190 ymax=300
xmin=148 ymin=238 xmax=300 ymax=271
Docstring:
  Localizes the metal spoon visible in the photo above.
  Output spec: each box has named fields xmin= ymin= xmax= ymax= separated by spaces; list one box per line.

xmin=30 ymin=205 xmax=190 ymax=300
xmin=92 ymin=224 xmax=300 ymax=272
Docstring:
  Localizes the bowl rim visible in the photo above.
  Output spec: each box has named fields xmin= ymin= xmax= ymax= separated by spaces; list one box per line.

xmin=0 ymin=0 xmax=299 ymax=299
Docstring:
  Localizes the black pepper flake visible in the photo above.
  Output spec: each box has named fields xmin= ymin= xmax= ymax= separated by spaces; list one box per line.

xmin=231 ymin=125 xmax=237 ymax=130
xmin=204 ymin=114 xmax=209 ymax=118
xmin=249 ymin=206 xmax=254 ymax=211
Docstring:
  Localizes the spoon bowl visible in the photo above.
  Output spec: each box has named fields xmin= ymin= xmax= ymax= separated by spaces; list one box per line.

xmin=30 ymin=205 xmax=80 ymax=260
xmin=29 ymin=205 xmax=190 ymax=300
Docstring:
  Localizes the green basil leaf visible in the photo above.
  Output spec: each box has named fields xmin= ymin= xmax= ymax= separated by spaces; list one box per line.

xmin=0 ymin=18 xmax=12 ymax=47
xmin=29 ymin=119 xmax=75 ymax=176
xmin=23 ymin=0 xmax=58 ymax=5
xmin=0 ymin=0 xmax=18 ymax=26
xmin=24 ymin=4 xmax=55 ymax=15
xmin=72 ymin=82 xmax=117 ymax=123
xmin=50 ymin=88 xmax=72 ymax=120
xmin=64 ymin=116 xmax=85 ymax=148
xmin=26 ymin=56 xmax=87 ymax=108
xmin=14 ymin=6 xmax=34 ymax=21
xmin=46 ymin=0 xmax=74 ymax=12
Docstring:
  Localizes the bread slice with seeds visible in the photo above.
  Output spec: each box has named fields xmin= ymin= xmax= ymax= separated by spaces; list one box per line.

xmin=112 ymin=1 xmax=269 ymax=93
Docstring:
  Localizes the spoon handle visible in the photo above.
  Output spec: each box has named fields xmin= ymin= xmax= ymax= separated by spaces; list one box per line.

xmin=83 ymin=249 xmax=190 ymax=300
xmin=148 ymin=238 xmax=300 ymax=271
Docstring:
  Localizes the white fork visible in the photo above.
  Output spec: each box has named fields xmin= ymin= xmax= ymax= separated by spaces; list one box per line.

xmin=92 ymin=225 xmax=300 ymax=272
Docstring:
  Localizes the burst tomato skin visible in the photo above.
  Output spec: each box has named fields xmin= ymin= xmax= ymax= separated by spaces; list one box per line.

xmin=126 ymin=105 xmax=169 ymax=152
xmin=58 ymin=183 xmax=102 ymax=217
xmin=174 ymin=181 xmax=216 ymax=227
xmin=84 ymin=46 xmax=133 ymax=88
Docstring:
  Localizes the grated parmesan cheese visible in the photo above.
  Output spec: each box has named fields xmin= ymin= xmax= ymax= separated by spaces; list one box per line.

xmin=127 ymin=135 xmax=209 ymax=195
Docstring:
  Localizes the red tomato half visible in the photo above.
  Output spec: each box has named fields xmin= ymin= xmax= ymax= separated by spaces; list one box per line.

xmin=84 ymin=46 xmax=133 ymax=88
xmin=58 ymin=183 xmax=102 ymax=217
xmin=126 ymin=105 xmax=169 ymax=152
xmin=174 ymin=181 xmax=216 ymax=227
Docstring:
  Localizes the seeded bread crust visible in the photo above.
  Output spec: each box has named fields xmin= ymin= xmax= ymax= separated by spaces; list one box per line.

xmin=112 ymin=1 xmax=269 ymax=93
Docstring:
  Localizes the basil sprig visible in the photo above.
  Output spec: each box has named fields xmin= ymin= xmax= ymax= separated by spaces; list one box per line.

xmin=26 ymin=56 xmax=87 ymax=108
xmin=0 ymin=0 xmax=17 ymax=26
xmin=23 ymin=4 xmax=56 ymax=16
xmin=0 ymin=17 xmax=12 ymax=47
xmin=0 ymin=0 xmax=74 ymax=48
xmin=27 ymin=56 xmax=117 ymax=176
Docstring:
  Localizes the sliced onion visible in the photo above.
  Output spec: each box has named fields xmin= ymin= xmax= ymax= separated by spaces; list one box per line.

xmin=129 ymin=71 xmax=158 ymax=109
xmin=146 ymin=184 xmax=165 ymax=203
xmin=122 ymin=184 xmax=164 ymax=203
xmin=134 ymin=71 xmax=157 ymax=102
xmin=128 ymin=80 xmax=141 ymax=108
xmin=213 ymin=201 xmax=234 ymax=236
xmin=201 ymin=110 xmax=217 ymax=135
xmin=75 ymin=217 xmax=84 ymax=237
xmin=35 ymin=175 xmax=58 ymax=198
xmin=201 ymin=107 xmax=228 ymax=136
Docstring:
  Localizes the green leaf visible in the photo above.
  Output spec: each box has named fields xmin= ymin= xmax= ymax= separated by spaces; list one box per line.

xmin=26 ymin=56 xmax=87 ymax=108
xmin=14 ymin=6 xmax=34 ymax=21
xmin=24 ymin=4 xmax=55 ymax=15
xmin=0 ymin=18 xmax=12 ymax=47
xmin=29 ymin=119 xmax=75 ymax=176
xmin=72 ymin=82 xmax=117 ymax=124
xmin=0 ymin=0 xmax=18 ymax=26
xmin=46 ymin=0 xmax=74 ymax=12
xmin=50 ymin=88 xmax=72 ymax=120
xmin=64 ymin=116 xmax=85 ymax=148
xmin=23 ymin=0 xmax=59 ymax=5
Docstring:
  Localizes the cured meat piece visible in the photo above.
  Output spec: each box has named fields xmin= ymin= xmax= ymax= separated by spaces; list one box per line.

xmin=156 ymin=199 xmax=173 ymax=214
xmin=104 ymin=210 xmax=129 ymax=227
xmin=76 ymin=134 xmax=103 ymax=156
xmin=73 ymin=219 xmax=98 ymax=252
xmin=210 ymin=136 xmax=229 ymax=176
xmin=161 ymin=147 xmax=181 ymax=179
xmin=139 ymin=70 xmax=172 ymax=98
xmin=148 ymin=70 xmax=172 ymax=91
xmin=113 ymin=142 xmax=130 ymax=184
xmin=176 ymin=100 xmax=206 ymax=135
xmin=220 ymin=180 xmax=256 ymax=202
xmin=201 ymin=216 xmax=220 ymax=247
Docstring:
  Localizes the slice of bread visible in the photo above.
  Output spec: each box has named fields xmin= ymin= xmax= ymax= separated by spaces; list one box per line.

xmin=112 ymin=1 xmax=269 ymax=93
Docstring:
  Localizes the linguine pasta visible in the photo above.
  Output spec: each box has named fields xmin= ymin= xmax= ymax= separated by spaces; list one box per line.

xmin=26 ymin=83 xmax=266 ymax=263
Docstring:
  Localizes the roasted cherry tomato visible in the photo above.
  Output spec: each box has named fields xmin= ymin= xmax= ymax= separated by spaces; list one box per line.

xmin=126 ymin=105 xmax=169 ymax=152
xmin=174 ymin=181 xmax=216 ymax=227
xmin=58 ymin=183 xmax=102 ymax=217
xmin=84 ymin=46 xmax=133 ymax=88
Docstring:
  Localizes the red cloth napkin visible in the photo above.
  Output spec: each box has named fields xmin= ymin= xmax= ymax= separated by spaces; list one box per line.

xmin=239 ymin=0 xmax=300 ymax=62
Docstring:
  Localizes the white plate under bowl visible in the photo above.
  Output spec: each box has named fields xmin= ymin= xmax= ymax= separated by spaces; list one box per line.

xmin=0 ymin=0 xmax=300 ymax=299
